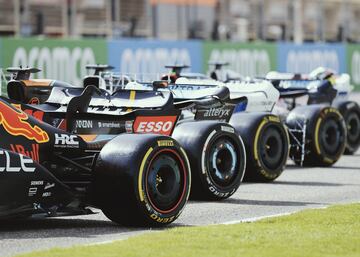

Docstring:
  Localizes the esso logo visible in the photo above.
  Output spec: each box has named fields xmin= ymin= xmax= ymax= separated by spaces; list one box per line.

xmin=133 ymin=116 xmax=177 ymax=136
xmin=138 ymin=121 xmax=173 ymax=133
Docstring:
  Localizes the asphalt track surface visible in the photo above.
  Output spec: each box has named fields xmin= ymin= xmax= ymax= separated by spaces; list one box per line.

xmin=1 ymin=94 xmax=360 ymax=257
xmin=0 ymin=150 xmax=359 ymax=257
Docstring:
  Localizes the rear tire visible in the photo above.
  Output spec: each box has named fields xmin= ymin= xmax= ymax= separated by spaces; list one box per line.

xmin=286 ymin=105 xmax=346 ymax=166
xmin=230 ymin=113 xmax=289 ymax=182
xmin=332 ymin=101 xmax=360 ymax=155
xmin=172 ymin=121 xmax=246 ymax=200
xmin=92 ymin=134 xmax=191 ymax=227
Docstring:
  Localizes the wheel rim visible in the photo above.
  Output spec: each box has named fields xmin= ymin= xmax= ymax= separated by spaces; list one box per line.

xmin=347 ymin=112 xmax=360 ymax=144
xmin=259 ymin=126 xmax=285 ymax=170
xmin=208 ymin=138 xmax=238 ymax=187
xmin=320 ymin=118 xmax=342 ymax=155
xmin=146 ymin=151 xmax=186 ymax=213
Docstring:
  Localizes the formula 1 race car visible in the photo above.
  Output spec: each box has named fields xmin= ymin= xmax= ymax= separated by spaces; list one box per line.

xmin=204 ymin=62 xmax=349 ymax=167
xmin=113 ymin=65 xmax=289 ymax=182
xmin=69 ymin=64 xmax=288 ymax=182
xmin=4 ymin=67 xmax=247 ymax=201
xmin=0 ymin=95 xmax=192 ymax=226
xmin=5 ymin=65 xmax=288 ymax=183
xmin=161 ymin=64 xmax=289 ymax=182
xmin=266 ymin=68 xmax=359 ymax=156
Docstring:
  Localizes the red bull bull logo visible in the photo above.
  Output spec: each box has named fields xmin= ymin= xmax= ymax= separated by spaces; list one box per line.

xmin=0 ymin=101 xmax=49 ymax=143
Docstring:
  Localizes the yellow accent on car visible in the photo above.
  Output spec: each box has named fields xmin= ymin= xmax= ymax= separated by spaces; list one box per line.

xmin=268 ymin=115 xmax=280 ymax=123
xmin=254 ymin=118 xmax=268 ymax=161
xmin=138 ymin=147 xmax=154 ymax=202
xmin=79 ymin=134 xmax=98 ymax=142
xmin=157 ymin=140 xmax=174 ymax=147
xmin=315 ymin=117 xmax=323 ymax=155
xmin=126 ymin=90 xmax=136 ymax=112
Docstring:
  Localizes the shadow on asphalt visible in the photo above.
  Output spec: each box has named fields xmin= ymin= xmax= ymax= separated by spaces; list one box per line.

xmin=283 ymin=164 xmax=314 ymax=170
xmin=271 ymin=181 xmax=351 ymax=187
xmin=0 ymin=217 xmax=153 ymax=239
xmin=331 ymin=165 xmax=360 ymax=171
xmin=190 ymin=198 xmax=321 ymax=207
xmin=284 ymin=164 xmax=360 ymax=171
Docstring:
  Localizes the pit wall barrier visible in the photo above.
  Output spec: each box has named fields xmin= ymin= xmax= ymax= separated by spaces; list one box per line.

xmin=0 ymin=37 xmax=359 ymax=91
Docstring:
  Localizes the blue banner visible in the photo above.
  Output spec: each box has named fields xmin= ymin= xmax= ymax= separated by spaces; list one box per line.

xmin=107 ymin=39 xmax=203 ymax=75
xmin=277 ymin=43 xmax=346 ymax=74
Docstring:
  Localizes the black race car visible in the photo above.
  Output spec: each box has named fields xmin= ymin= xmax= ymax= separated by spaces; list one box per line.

xmin=266 ymin=69 xmax=360 ymax=156
xmin=4 ymin=67 xmax=247 ymax=201
xmin=0 ymin=94 xmax=192 ymax=226
xmin=6 ymin=65 xmax=289 ymax=183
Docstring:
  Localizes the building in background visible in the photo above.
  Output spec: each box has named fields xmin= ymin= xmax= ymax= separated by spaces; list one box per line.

xmin=0 ymin=0 xmax=360 ymax=42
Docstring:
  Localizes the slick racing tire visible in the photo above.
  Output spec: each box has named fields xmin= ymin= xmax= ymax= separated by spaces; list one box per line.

xmin=172 ymin=121 xmax=246 ymax=201
xmin=286 ymin=105 xmax=346 ymax=166
xmin=92 ymin=134 xmax=191 ymax=227
xmin=332 ymin=101 xmax=360 ymax=155
xmin=230 ymin=113 xmax=289 ymax=182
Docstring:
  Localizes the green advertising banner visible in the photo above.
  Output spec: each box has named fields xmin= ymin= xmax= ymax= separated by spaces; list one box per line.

xmin=346 ymin=44 xmax=360 ymax=91
xmin=1 ymin=38 xmax=107 ymax=86
xmin=203 ymin=41 xmax=277 ymax=77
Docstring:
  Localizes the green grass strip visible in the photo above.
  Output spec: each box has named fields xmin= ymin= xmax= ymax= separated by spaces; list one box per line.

xmin=17 ymin=203 xmax=360 ymax=257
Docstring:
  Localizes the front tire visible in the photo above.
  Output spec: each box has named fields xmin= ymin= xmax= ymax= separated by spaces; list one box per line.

xmin=92 ymin=134 xmax=191 ymax=227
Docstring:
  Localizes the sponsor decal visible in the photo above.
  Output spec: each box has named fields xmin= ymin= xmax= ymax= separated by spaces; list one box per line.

xmin=157 ymin=140 xmax=174 ymax=147
xmin=98 ymin=121 xmax=122 ymax=128
xmin=285 ymin=50 xmax=340 ymax=73
xmin=76 ymin=120 xmax=93 ymax=129
xmin=11 ymin=46 xmax=96 ymax=85
xmin=268 ymin=116 xmax=281 ymax=123
xmin=133 ymin=116 xmax=178 ymax=136
xmin=31 ymin=181 xmax=44 ymax=186
xmin=44 ymin=182 xmax=55 ymax=190
xmin=204 ymin=108 xmax=231 ymax=118
xmin=120 ymin=48 xmax=192 ymax=74
xmin=0 ymin=150 xmax=35 ymax=173
xmin=28 ymin=187 xmax=37 ymax=196
xmin=221 ymin=126 xmax=235 ymax=134
xmin=278 ymin=80 xmax=322 ymax=89
xmin=195 ymin=105 xmax=235 ymax=122
xmin=125 ymin=120 xmax=133 ymax=133
xmin=42 ymin=192 xmax=52 ymax=197
xmin=54 ymin=133 xmax=79 ymax=148
xmin=208 ymin=49 xmax=272 ymax=77
xmin=277 ymin=43 xmax=346 ymax=74
xmin=108 ymin=40 xmax=202 ymax=73
xmin=150 ymin=213 xmax=175 ymax=224
xmin=23 ymin=109 xmax=44 ymax=121
xmin=74 ymin=120 xmax=125 ymax=134
xmin=10 ymin=144 xmax=40 ymax=162
xmin=0 ymin=101 xmax=49 ymax=143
